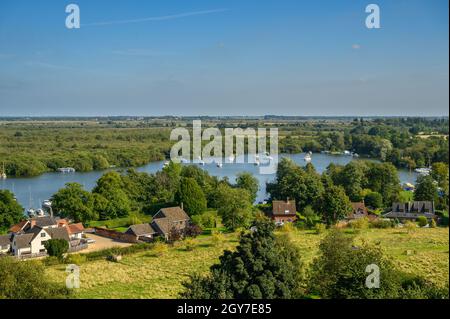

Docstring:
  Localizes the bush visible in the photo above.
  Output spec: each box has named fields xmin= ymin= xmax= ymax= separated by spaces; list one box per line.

xmin=349 ymin=217 xmax=369 ymax=231
xmin=211 ymin=231 xmax=225 ymax=246
xmin=430 ymin=219 xmax=437 ymax=228
xmin=314 ymin=223 xmax=326 ymax=235
xmin=404 ymin=221 xmax=417 ymax=233
xmin=184 ymin=224 xmax=203 ymax=238
xmin=65 ymin=254 xmax=87 ymax=265
xmin=416 ymin=216 xmax=428 ymax=227
xmin=0 ymin=257 xmax=70 ymax=298
xmin=279 ymin=222 xmax=295 ymax=233
xmin=184 ymin=238 xmax=196 ymax=251
xmin=149 ymin=242 xmax=168 ymax=257
xmin=44 ymin=239 xmax=69 ymax=259
xmin=370 ymin=219 xmax=393 ymax=229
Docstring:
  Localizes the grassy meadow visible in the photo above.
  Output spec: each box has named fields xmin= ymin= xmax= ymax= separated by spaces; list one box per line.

xmin=45 ymin=227 xmax=449 ymax=299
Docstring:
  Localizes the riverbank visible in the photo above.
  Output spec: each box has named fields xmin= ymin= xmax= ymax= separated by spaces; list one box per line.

xmin=0 ymin=153 xmax=419 ymax=211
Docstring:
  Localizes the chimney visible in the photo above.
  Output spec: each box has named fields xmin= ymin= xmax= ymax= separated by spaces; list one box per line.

xmin=286 ymin=197 xmax=290 ymax=203
xmin=181 ymin=202 xmax=184 ymax=210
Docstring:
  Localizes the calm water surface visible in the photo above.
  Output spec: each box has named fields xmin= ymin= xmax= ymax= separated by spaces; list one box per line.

xmin=0 ymin=153 xmax=418 ymax=210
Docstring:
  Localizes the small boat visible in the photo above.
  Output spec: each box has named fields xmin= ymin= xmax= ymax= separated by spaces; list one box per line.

xmin=304 ymin=153 xmax=312 ymax=162
xmin=163 ymin=161 xmax=170 ymax=168
xmin=198 ymin=160 xmax=205 ymax=166
xmin=414 ymin=167 xmax=431 ymax=176
xmin=344 ymin=150 xmax=352 ymax=156
xmin=254 ymin=160 xmax=260 ymax=166
xmin=216 ymin=163 xmax=223 ymax=168
xmin=352 ymin=153 xmax=359 ymax=158
xmin=57 ymin=167 xmax=76 ymax=173
xmin=42 ymin=200 xmax=52 ymax=207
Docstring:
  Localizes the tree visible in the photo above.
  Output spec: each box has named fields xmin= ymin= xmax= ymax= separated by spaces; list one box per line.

xmin=180 ymin=219 xmax=304 ymax=298
xmin=0 ymin=257 xmax=70 ymax=299
xmin=321 ymin=185 xmax=352 ymax=225
xmin=308 ymin=229 xmax=447 ymax=299
xmin=92 ymin=171 xmax=131 ymax=219
xmin=214 ymin=184 xmax=253 ymax=230
xmin=414 ymin=175 xmax=438 ymax=202
xmin=44 ymin=239 xmax=69 ymax=259
xmin=0 ymin=190 xmax=24 ymax=230
xmin=267 ymin=158 xmax=323 ymax=212
xmin=51 ymin=183 xmax=96 ymax=223
xmin=235 ymin=172 xmax=259 ymax=203
xmin=366 ymin=162 xmax=401 ymax=206
xmin=175 ymin=177 xmax=207 ymax=215
xmin=334 ymin=162 xmax=368 ymax=202
xmin=309 ymin=229 xmax=400 ymax=298
xmin=364 ymin=191 xmax=383 ymax=209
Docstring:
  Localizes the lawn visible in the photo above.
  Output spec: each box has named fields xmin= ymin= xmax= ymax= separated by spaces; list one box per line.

xmin=45 ymin=227 xmax=449 ymax=299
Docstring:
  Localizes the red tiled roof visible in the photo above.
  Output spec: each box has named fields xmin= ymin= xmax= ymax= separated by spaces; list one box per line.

xmin=67 ymin=223 xmax=85 ymax=234
xmin=9 ymin=220 xmax=29 ymax=233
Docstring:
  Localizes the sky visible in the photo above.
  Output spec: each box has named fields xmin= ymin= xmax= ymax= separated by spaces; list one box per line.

xmin=0 ymin=0 xmax=448 ymax=116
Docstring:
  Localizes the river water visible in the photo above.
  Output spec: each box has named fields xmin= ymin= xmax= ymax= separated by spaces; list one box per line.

xmin=0 ymin=153 xmax=418 ymax=211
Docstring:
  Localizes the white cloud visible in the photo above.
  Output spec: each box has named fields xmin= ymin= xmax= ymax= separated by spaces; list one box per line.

xmin=83 ymin=8 xmax=229 ymax=27
xmin=352 ymin=44 xmax=361 ymax=50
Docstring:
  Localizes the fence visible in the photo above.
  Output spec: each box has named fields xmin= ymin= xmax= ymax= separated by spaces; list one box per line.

xmin=93 ymin=227 xmax=139 ymax=243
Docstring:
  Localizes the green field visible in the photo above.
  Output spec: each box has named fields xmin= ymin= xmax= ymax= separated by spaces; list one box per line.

xmin=45 ymin=227 xmax=449 ymax=299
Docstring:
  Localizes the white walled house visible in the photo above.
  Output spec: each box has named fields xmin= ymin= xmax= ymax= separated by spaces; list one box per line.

xmin=11 ymin=227 xmax=49 ymax=257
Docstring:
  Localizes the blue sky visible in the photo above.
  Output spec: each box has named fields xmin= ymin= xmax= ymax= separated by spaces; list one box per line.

xmin=0 ymin=0 xmax=448 ymax=116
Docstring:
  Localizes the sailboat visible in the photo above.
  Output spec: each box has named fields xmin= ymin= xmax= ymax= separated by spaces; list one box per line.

xmin=1 ymin=162 xmax=6 ymax=179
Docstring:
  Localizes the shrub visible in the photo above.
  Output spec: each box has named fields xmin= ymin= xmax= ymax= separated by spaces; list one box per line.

xmin=149 ymin=242 xmax=168 ymax=257
xmin=430 ymin=219 xmax=437 ymax=228
xmin=314 ymin=223 xmax=326 ymax=235
xmin=279 ymin=222 xmax=295 ymax=233
xmin=211 ymin=231 xmax=225 ymax=246
xmin=44 ymin=239 xmax=69 ymax=259
xmin=370 ymin=219 xmax=393 ymax=229
xmin=416 ymin=216 xmax=428 ymax=227
xmin=404 ymin=221 xmax=417 ymax=233
xmin=184 ymin=224 xmax=203 ymax=238
xmin=65 ymin=254 xmax=87 ymax=265
xmin=0 ymin=257 xmax=70 ymax=298
xmin=349 ymin=217 xmax=369 ymax=231
xmin=184 ymin=238 xmax=196 ymax=251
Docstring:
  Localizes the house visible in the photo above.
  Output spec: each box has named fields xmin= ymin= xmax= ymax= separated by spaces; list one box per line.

xmin=347 ymin=202 xmax=378 ymax=221
xmin=0 ymin=234 xmax=11 ymax=254
xmin=270 ymin=199 xmax=297 ymax=224
xmin=384 ymin=201 xmax=435 ymax=221
xmin=125 ymin=223 xmax=156 ymax=241
xmin=10 ymin=224 xmax=74 ymax=257
xmin=151 ymin=206 xmax=191 ymax=240
xmin=67 ymin=223 xmax=85 ymax=240
xmin=11 ymin=227 xmax=50 ymax=257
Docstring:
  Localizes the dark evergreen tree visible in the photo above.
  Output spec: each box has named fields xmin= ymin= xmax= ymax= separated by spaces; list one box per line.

xmin=180 ymin=219 xmax=304 ymax=299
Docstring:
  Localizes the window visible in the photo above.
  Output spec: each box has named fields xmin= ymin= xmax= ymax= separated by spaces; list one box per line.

xmin=41 ymin=233 xmax=46 ymax=237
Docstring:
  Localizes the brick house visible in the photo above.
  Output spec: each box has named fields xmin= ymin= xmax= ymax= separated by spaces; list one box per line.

xmin=270 ymin=199 xmax=297 ymax=224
